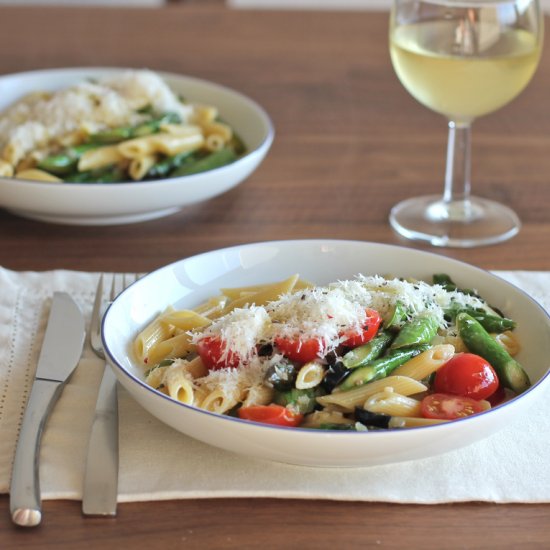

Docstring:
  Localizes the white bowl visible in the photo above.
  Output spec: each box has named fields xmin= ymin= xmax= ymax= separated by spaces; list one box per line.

xmin=0 ymin=67 xmax=274 ymax=225
xmin=102 ymin=240 xmax=550 ymax=467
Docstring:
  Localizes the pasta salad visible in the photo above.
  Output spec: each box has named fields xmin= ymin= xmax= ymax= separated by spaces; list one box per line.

xmin=0 ymin=70 xmax=245 ymax=183
xmin=134 ymin=273 xmax=530 ymax=430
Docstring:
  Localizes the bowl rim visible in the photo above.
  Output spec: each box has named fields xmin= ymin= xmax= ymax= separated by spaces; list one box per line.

xmin=103 ymin=238 xmax=550 ymax=437
xmin=0 ymin=66 xmax=275 ymax=190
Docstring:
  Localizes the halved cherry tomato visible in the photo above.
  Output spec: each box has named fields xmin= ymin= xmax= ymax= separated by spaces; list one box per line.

xmin=274 ymin=336 xmax=325 ymax=363
xmin=421 ymin=393 xmax=486 ymax=420
xmin=340 ymin=308 xmax=382 ymax=348
xmin=238 ymin=404 xmax=304 ymax=427
xmin=196 ymin=336 xmax=241 ymax=371
xmin=434 ymin=353 xmax=499 ymax=400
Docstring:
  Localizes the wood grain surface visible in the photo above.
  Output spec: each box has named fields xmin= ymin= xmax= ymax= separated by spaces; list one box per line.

xmin=0 ymin=3 xmax=549 ymax=548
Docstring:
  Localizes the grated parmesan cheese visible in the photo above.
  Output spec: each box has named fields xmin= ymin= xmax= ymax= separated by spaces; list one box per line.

xmin=190 ymin=274 xmax=488 ymax=392
xmin=195 ymin=306 xmax=271 ymax=364
xmin=196 ymin=354 xmax=280 ymax=396
xmin=0 ymin=69 xmax=193 ymax=164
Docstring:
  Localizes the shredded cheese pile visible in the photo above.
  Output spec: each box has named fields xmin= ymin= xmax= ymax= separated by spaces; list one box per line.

xmin=188 ymin=274 xmax=488 ymax=398
xmin=0 ymin=69 xmax=193 ymax=164
xmin=192 ymin=274 xmax=486 ymax=366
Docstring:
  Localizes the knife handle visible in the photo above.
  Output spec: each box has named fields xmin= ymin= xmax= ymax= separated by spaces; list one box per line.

xmin=10 ymin=378 xmax=63 ymax=527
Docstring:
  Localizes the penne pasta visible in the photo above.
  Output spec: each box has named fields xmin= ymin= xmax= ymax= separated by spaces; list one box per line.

xmin=219 ymin=276 xmax=312 ymax=300
xmin=160 ymin=123 xmax=203 ymax=136
xmin=159 ymin=309 xmax=212 ymax=332
xmin=203 ymin=121 xmax=233 ymax=142
xmin=56 ymin=130 xmax=85 ymax=148
xmin=129 ymin=154 xmax=157 ymax=180
xmin=0 ymin=159 xmax=14 ymax=177
xmin=145 ymin=332 xmax=195 ymax=366
xmin=152 ymin=133 xmax=204 ymax=156
xmin=12 ymin=155 xmax=37 ymax=172
xmin=293 ymin=278 xmax=315 ymax=291
xmin=437 ymin=334 xmax=469 ymax=353
xmin=4 ymin=142 xmax=24 ymax=165
xmin=241 ymin=384 xmax=274 ymax=408
xmin=190 ymin=104 xmax=219 ymax=125
xmin=15 ymin=168 xmax=62 ymax=182
xmin=164 ymin=365 xmax=195 ymax=405
xmin=295 ymin=361 xmax=325 ymax=389
xmin=182 ymin=356 xmax=209 ymax=379
xmin=78 ymin=145 xmax=125 ymax=171
xmin=388 ymin=416 xmax=450 ymax=428
xmin=493 ymin=330 xmax=520 ymax=356
xmin=192 ymin=295 xmax=229 ymax=317
xmin=117 ymin=135 xmax=158 ymax=159
xmin=145 ymin=365 xmax=168 ymax=390
xmin=392 ymin=344 xmax=455 ymax=380
xmin=317 ymin=376 xmax=428 ymax=412
xmin=198 ymin=387 xmax=241 ymax=414
xmin=134 ymin=309 xmax=176 ymax=363
xmin=204 ymin=133 xmax=226 ymax=152
xmin=212 ymin=274 xmax=300 ymax=318
xmin=363 ymin=388 xmax=422 ymax=417
xmin=134 ymin=271 xmax=523 ymax=431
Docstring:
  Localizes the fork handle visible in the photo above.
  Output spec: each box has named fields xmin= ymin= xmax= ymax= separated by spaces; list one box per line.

xmin=82 ymin=365 xmax=119 ymax=516
xmin=10 ymin=379 xmax=63 ymax=527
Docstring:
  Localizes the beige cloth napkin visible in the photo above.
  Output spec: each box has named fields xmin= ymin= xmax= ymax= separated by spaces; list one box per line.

xmin=0 ymin=266 xmax=549 ymax=504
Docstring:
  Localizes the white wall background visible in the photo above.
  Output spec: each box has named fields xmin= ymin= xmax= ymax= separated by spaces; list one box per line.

xmin=1 ymin=0 xmax=549 ymax=9
xmin=0 ymin=0 xmax=164 ymax=5
xmin=229 ymin=0 xmax=550 ymax=11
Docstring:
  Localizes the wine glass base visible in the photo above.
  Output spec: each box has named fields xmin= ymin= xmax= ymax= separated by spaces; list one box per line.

xmin=389 ymin=195 xmax=521 ymax=248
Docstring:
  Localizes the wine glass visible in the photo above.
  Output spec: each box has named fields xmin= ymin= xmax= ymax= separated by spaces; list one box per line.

xmin=389 ymin=0 xmax=543 ymax=247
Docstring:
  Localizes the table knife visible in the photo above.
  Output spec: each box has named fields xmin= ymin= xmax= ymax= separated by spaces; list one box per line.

xmin=9 ymin=292 xmax=85 ymax=527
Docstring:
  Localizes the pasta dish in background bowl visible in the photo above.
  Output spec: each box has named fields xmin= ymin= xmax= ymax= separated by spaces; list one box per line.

xmin=102 ymin=240 xmax=550 ymax=467
xmin=0 ymin=67 xmax=273 ymax=225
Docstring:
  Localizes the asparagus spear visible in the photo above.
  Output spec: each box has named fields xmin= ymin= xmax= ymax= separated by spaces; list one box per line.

xmin=147 ymin=151 xmax=194 ymax=178
xmin=390 ymin=313 xmax=439 ymax=349
xmin=383 ymin=300 xmax=406 ymax=330
xmin=445 ymin=303 xmax=516 ymax=333
xmin=89 ymin=112 xmax=182 ymax=143
xmin=342 ymin=331 xmax=393 ymax=369
xmin=37 ymin=143 xmax=101 ymax=175
xmin=432 ymin=273 xmax=480 ymax=297
xmin=171 ymin=148 xmax=237 ymax=177
xmin=64 ymin=165 xmax=125 ymax=183
xmin=457 ymin=312 xmax=530 ymax=394
xmin=337 ymin=345 xmax=429 ymax=391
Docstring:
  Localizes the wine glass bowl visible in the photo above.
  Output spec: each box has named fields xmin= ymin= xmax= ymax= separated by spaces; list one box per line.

xmin=389 ymin=0 xmax=543 ymax=247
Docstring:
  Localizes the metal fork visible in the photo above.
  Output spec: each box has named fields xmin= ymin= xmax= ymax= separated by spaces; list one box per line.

xmin=82 ymin=273 xmax=137 ymax=517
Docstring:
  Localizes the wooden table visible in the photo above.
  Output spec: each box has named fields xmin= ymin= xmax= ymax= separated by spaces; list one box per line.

xmin=1 ymin=3 xmax=549 ymax=548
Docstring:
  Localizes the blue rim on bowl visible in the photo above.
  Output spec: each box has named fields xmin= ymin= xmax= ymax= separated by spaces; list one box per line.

xmin=102 ymin=240 xmax=550 ymax=467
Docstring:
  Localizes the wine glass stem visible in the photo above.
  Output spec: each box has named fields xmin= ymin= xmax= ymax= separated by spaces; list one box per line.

xmin=444 ymin=120 xmax=471 ymax=204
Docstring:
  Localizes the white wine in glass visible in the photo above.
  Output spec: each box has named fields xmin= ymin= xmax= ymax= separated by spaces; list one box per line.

xmin=389 ymin=0 xmax=543 ymax=247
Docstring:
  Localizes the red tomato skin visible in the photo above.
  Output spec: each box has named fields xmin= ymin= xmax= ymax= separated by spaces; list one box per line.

xmin=196 ymin=336 xmax=241 ymax=371
xmin=421 ymin=393 xmax=486 ymax=420
xmin=340 ymin=308 xmax=382 ymax=348
xmin=275 ymin=337 xmax=324 ymax=363
xmin=238 ymin=405 xmax=303 ymax=427
xmin=434 ymin=353 xmax=499 ymax=400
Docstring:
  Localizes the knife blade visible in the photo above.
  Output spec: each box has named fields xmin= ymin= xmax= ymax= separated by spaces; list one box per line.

xmin=9 ymin=292 xmax=85 ymax=527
